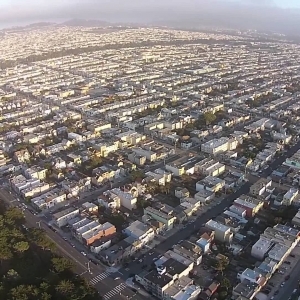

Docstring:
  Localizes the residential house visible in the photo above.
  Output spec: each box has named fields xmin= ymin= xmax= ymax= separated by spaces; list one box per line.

xmin=205 ymin=219 xmax=233 ymax=243
xmin=175 ymin=187 xmax=190 ymax=199
xmin=24 ymin=166 xmax=47 ymax=180
xmin=123 ymin=220 xmax=155 ymax=246
xmin=100 ymin=237 xmax=142 ymax=266
xmin=98 ymin=191 xmax=121 ymax=210
xmin=233 ymin=195 xmax=264 ymax=217
xmin=53 ymin=207 xmax=80 ymax=227
xmin=14 ymin=149 xmax=31 ymax=163
xmin=135 ymin=258 xmax=196 ymax=300
xmin=110 ymin=186 xmax=138 ymax=210
xmin=194 ymin=158 xmax=226 ymax=177
xmin=143 ymin=206 xmax=176 ymax=231
xmin=196 ymin=176 xmax=225 ymax=193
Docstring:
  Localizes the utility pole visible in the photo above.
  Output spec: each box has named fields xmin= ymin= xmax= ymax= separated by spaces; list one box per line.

xmin=86 ymin=260 xmax=92 ymax=274
xmin=36 ymin=221 xmax=41 ymax=229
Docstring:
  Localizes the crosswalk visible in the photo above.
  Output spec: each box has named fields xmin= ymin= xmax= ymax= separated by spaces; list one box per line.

xmin=90 ymin=271 xmax=111 ymax=285
xmin=103 ymin=283 xmax=127 ymax=300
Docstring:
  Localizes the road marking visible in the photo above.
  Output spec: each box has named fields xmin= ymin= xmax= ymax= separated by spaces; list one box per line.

xmin=103 ymin=283 xmax=127 ymax=299
xmin=90 ymin=271 xmax=111 ymax=285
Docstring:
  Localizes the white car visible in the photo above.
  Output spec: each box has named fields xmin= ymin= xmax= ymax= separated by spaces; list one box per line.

xmin=81 ymin=251 xmax=87 ymax=256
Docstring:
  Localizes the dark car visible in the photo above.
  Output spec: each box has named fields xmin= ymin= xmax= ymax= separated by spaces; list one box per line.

xmin=274 ymin=290 xmax=279 ymax=295
xmin=285 ymin=275 xmax=290 ymax=280
xmin=284 ymin=261 xmax=291 ymax=265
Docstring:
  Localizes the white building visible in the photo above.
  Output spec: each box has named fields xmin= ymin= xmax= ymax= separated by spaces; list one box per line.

xmin=251 ymin=237 xmax=274 ymax=260
xmin=123 ymin=220 xmax=155 ymax=245
xmin=201 ymin=137 xmax=239 ymax=155
xmin=205 ymin=219 xmax=233 ymax=243
xmin=53 ymin=207 xmax=80 ymax=227
xmin=110 ymin=188 xmax=137 ymax=210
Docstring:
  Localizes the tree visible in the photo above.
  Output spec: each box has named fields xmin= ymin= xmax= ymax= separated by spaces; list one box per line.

xmin=146 ymin=181 xmax=159 ymax=194
xmin=221 ymin=277 xmax=231 ymax=290
xmin=159 ymin=183 xmax=171 ymax=194
xmin=51 ymin=257 xmax=73 ymax=273
xmin=0 ymin=204 xmax=99 ymax=300
xmin=55 ymin=280 xmax=75 ymax=297
xmin=203 ymin=112 xmax=216 ymax=125
xmin=0 ymin=243 xmax=13 ymax=263
xmin=136 ymin=196 xmax=149 ymax=209
xmin=89 ymin=155 xmax=102 ymax=168
xmin=218 ymin=290 xmax=228 ymax=299
xmin=5 ymin=269 xmax=19 ymax=280
xmin=214 ymin=258 xmax=229 ymax=275
xmin=13 ymin=241 xmax=29 ymax=253
xmin=29 ymin=228 xmax=55 ymax=250
xmin=4 ymin=208 xmax=25 ymax=225
xmin=130 ymin=170 xmax=145 ymax=181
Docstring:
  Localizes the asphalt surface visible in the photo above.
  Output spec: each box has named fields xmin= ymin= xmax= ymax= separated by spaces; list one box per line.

xmin=0 ymin=188 xmax=144 ymax=300
xmin=274 ymin=259 xmax=300 ymax=300
xmin=119 ymin=139 xmax=300 ymax=280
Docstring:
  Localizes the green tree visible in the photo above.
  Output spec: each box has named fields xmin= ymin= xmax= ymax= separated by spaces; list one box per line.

xmin=13 ymin=241 xmax=29 ymax=253
xmin=130 ymin=170 xmax=145 ymax=181
xmin=214 ymin=258 xmax=229 ymax=275
xmin=218 ymin=290 xmax=228 ymax=299
xmin=5 ymin=269 xmax=19 ymax=280
xmin=51 ymin=257 xmax=74 ymax=273
xmin=146 ymin=181 xmax=159 ymax=194
xmin=136 ymin=196 xmax=149 ymax=209
xmin=4 ymin=207 xmax=25 ymax=225
xmin=203 ymin=112 xmax=216 ymax=125
xmin=29 ymin=228 xmax=55 ymax=250
xmin=0 ymin=243 xmax=13 ymax=263
xmin=221 ymin=277 xmax=231 ymax=290
xmin=55 ymin=280 xmax=75 ymax=297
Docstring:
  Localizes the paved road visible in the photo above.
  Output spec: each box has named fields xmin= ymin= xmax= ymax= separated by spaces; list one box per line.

xmin=274 ymin=259 xmax=300 ymax=300
xmin=119 ymin=139 xmax=300 ymax=279
xmin=0 ymin=188 xmax=144 ymax=300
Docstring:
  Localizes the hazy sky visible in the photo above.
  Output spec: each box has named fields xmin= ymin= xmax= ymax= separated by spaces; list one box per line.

xmin=1 ymin=0 xmax=300 ymax=34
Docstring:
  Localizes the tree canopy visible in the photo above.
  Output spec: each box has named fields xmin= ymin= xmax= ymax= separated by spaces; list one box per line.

xmin=0 ymin=205 xmax=100 ymax=300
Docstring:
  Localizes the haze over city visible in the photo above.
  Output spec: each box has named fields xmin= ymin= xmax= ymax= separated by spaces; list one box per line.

xmin=1 ymin=0 xmax=300 ymax=34
xmin=2 ymin=1 xmax=300 ymax=300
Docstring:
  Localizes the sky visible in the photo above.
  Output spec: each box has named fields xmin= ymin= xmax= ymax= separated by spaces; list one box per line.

xmin=1 ymin=0 xmax=300 ymax=34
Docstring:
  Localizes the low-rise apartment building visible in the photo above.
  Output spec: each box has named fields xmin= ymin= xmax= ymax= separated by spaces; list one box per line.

xmin=70 ymin=217 xmax=116 ymax=246
xmin=205 ymin=219 xmax=233 ymax=243
xmin=135 ymin=258 xmax=197 ymax=300
xmin=32 ymin=189 xmax=66 ymax=210
xmin=233 ymin=195 xmax=264 ymax=217
xmin=201 ymin=137 xmax=239 ymax=155
xmin=123 ymin=220 xmax=155 ymax=245
xmin=53 ymin=207 xmax=80 ymax=227
xmin=196 ymin=176 xmax=225 ymax=193
xmin=143 ymin=206 xmax=176 ymax=231
xmin=194 ymin=158 xmax=226 ymax=176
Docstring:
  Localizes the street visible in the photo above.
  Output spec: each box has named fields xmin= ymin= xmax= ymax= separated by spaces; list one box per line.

xmin=119 ymin=139 xmax=300 ymax=280
xmin=0 ymin=188 xmax=144 ymax=300
xmin=1 ymin=138 xmax=300 ymax=299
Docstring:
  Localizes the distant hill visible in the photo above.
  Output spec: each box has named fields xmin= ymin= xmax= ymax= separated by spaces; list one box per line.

xmin=61 ymin=19 xmax=111 ymax=27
